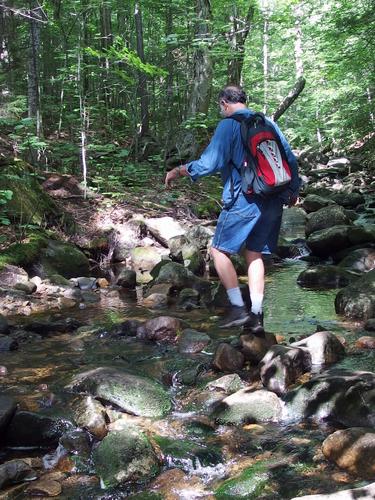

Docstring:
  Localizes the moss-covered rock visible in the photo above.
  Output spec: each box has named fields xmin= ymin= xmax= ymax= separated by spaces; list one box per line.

xmin=93 ymin=423 xmax=159 ymax=488
xmin=215 ymin=461 xmax=270 ymax=499
xmin=0 ymin=232 xmax=48 ymax=271
xmin=36 ymin=239 xmax=90 ymax=278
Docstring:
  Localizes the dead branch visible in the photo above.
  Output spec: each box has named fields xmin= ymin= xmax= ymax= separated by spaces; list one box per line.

xmin=271 ymin=76 xmax=306 ymax=122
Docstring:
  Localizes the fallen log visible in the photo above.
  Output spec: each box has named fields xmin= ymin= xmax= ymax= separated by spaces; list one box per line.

xmin=272 ymin=76 xmax=306 ymax=122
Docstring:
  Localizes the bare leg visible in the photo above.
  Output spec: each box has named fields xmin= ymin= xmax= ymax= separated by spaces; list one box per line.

xmin=245 ymin=250 xmax=264 ymax=295
xmin=210 ymin=247 xmax=239 ymax=290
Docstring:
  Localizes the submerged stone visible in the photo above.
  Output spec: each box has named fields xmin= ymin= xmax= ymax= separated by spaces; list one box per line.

xmin=335 ymin=269 xmax=375 ymax=320
xmin=67 ymin=367 xmax=171 ymax=417
xmin=0 ymin=459 xmax=37 ymax=490
xmin=93 ymin=422 xmax=159 ymax=488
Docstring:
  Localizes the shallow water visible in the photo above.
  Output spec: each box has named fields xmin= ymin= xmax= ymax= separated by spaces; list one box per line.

xmin=1 ymin=259 xmax=374 ymax=499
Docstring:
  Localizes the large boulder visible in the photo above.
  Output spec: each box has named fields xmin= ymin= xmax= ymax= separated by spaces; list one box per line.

xmin=259 ymin=345 xmax=311 ymax=395
xmin=322 ymin=427 xmax=375 ymax=479
xmin=289 ymin=482 xmax=375 ymax=500
xmin=130 ymin=247 xmax=164 ymax=282
xmin=283 ymin=369 xmax=375 ymax=427
xmin=337 ymin=248 xmax=375 ymax=273
xmin=93 ymin=422 xmax=159 ymax=488
xmin=279 ymin=207 xmax=307 ymax=240
xmin=305 ymin=205 xmax=353 ymax=237
xmin=307 ymin=225 xmax=375 ymax=258
xmin=137 ymin=316 xmax=181 ymax=343
xmin=302 ymin=194 xmax=336 ymax=213
xmin=212 ymin=389 xmax=283 ymax=425
xmin=0 ymin=264 xmax=29 ymax=288
xmin=143 ymin=217 xmax=186 ymax=246
xmin=297 ymin=265 xmax=354 ymax=289
xmin=5 ymin=411 xmax=74 ymax=447
xmin=214 ymin=460 xmax=270 ymax=499
xmin=33 ymin=239 xmax=90 ymax=278
xmin=331 ymin=191 xmax=365 ymax=208
xmin=291 ymin=331 xmax=345 ymax=365
xmin=0 ymin=395 xmax=17 ymax=437
xmin=67 ymin=367 xmax=171 ymax=417
xmin=0 ymin=459 xmax=36 ymax=490
xmin=335 ymin=269 xmax=375 ymax=320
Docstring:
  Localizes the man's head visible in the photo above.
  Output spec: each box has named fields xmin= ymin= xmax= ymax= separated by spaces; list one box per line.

xmin=218 ymin=85 xmax=247 ymax=117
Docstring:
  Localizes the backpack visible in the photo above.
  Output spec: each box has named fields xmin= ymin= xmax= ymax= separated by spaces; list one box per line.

xmin=228 ymin=112 xmax=292 ymax=197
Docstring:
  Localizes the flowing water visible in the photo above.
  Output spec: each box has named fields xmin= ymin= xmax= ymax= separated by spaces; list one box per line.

xmin=1 ymin=258 xmax=374 ymax=499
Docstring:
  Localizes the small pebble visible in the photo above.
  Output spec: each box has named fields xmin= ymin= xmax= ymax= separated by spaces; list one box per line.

xmin=0 ymin=366 xmax=8 ymax=376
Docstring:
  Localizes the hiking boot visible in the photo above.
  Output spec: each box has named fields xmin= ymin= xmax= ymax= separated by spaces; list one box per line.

xmin=218 ymin=306 xmax=251 ymax=329
xmin=243 ymin=311 xmax=264 ymax=335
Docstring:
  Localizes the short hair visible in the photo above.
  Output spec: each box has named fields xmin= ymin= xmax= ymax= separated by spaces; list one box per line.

xmin=218 ymin=85 xmax=247 ymax=104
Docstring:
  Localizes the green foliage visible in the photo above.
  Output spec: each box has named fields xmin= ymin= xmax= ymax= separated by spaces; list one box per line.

xmin=0 ymin=189 xmax=13 ymax=226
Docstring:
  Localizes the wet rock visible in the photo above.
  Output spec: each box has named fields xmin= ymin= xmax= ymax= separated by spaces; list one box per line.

xmin=141 ymin=293 xmax=169 ymax=309
xmin=212 ymin=343 xmax=245 ymax=372
xmin=337 ymin=247 xmax=375 ymax=273
xmin=297 ymin=265 xmax=354 ymax=289
xmin=259 ymin=345 xmax=311 ymax=395
xmin=0 ymin=336 xmax=18 ymax=352
xmin=115 ymin=268 xmax=136 ymax=288
xmin=33 ymin=239 xmax=90 ymax=279
xmin=109 ymin=319 xmax=141 ymax=337
xmin=240 ymin=332 xmax=277 ymax=363
xmin=93 ymin=422 xmax=159 ymax=488
xmin=5 ymin=411 xmax=74 ymax=448
xmin=57 ymin=297 xmax=77 ymax=309
xmin=13 ymin=281 xmax=37 ymax=294
xmin=305 ymin=205 xmax=353 ymax=237
xmin=212 ymin=389 xmax=282 ymax=425
xmin=0 ymin=395 xmax=17 ymax=436
xmin=283 ymin=369 xmax=375 ymax=427
xmin=67 ymin=367 xmax=171 ymax=417
xmin=0 ymin=459 xmax=37 ymax=490
xmin=80 ymin=290 xmax=100 ymax=303
xmin=130 ymin=246 xmax=163 ymax=278
xmin=168 ymin=234 xmax=188 ymax=260
xmin=335 ymin=269 xmax=375 ymax=320
xmin=176 ymin=287 xmax=200 ymax=310
xmin=215 ymin=460 xmax=270 ymax=499
xmin=25 ymin=479 xmax=62 ymax=497
xmin=96 ymin=277 xmax=109 ymax=288
xmin=24 ymin=318 xmax=81 ymax=335
xmin=279 ymin=207 xmax=307 ymax=240
xmin=302 ymin=194 xmax=336 ymax=213
xmin=8 ymin=329 xmax=41 ymax=345
xmin=143 ymin=216 xmax=186 ymax=246
xmin=137 ymin=316 xmax=181 ymax=343
xmin=289 ymin=482 xmax=375 ymax=500
xmin=356 ymin=336 xmax=375 ymax=349
xmin=72 ymin=396 xmax=107 ymax=440
xmin=331 ymin=191 xmax=365 ymax=208
xmin=186 ymin=224 xmax=214 ymax=249
xmin=0 ymin=314 xmax=9 ymax=335
xmin=151 ymin=261 xmax=211 ymax=299
xmin=181 ymin=244 xmax=205 ymax=276
xmin=150 ymin=468 xmax=209 ymax=500
xmin=322 ymin=427 xmax=375 ymax=479
xmin=62 ymin=287 xmax=83 ymax=301
xmin=178 ymin=329 xmax=210 ymax=354
xmin=0 ymin=264 xmax=29 ymax=288
xmin=206 ymin=374 xmax=246 ymax=394
xmin=365 ymin=318 xmax=375 ymax=332
xmin=70 ymin=277 xmax=97 ymax=290
xmin=291 ymin=331 xmax=345 ymax=365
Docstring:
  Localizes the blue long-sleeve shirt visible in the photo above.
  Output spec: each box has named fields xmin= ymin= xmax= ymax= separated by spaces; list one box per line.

xmin=186 ymin=109 xmax=300 ymax=207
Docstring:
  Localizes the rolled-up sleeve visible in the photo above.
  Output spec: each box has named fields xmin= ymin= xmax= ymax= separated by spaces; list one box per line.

xmin=186 ymin=120 xmax=233 ymax=181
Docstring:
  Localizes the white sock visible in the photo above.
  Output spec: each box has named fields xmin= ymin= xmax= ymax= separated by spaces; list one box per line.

xmin=227 ymin=287 xmax=245 ymax=307
xmin=250 ymin=293 xmax=263 ymax=314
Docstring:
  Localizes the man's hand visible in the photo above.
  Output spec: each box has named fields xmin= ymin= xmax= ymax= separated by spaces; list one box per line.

xmin=288 ymin=195 xmax=299 ymax=207
xmin=164 ymin=165 xmax=187 ymax=188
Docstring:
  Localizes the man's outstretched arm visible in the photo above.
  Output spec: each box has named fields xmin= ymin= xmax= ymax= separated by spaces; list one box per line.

xmin=164 ymin=165 xmax=189 ymax=187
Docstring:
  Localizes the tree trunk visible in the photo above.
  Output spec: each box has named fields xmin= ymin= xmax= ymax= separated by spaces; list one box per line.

xmin=27 ymin=0 xmax=42 ymax=137
xmin=262 ymin=0 xmax=270 ymax=114
xmin=227 ymin=2 xmax=255 ymax=85
xmin=271 ymin=76 xmax=306 ymax=122
xmin=134 ymin=2 xmax=149 ymax=136
xmin=294 ymin=3 xmax=304 ymax=79
xmin=187 ymin=0 xmax=213 ymax=117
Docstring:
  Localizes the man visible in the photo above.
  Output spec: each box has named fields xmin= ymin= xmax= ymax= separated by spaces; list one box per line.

xmin=165 ymin=85 xmax=299 ymax=333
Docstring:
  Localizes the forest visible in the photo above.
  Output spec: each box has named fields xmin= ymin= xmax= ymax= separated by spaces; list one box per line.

xmin=0 ymin=1 xmax=375 ymax=499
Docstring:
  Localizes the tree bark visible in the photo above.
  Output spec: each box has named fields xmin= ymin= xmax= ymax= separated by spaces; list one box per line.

xmin=27 ymin=0 xmax=42 ymax=137
xmin=134 ymin=2 xmax=149 ymax=136
xmin=271 ymin=76 xmax=306 ymax=122
xmin=187 ymin=0 xmax=213 ymax=117
xmin=262 ymin=0 xmax=270 ymax=114
xmin=294 ymin=3 xmax=304 ymax=79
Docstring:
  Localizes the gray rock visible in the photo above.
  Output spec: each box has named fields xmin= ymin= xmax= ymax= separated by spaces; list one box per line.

xmin=72 ymin=396 xmax=107 ymax=440
xmin=177 ymin=287 xmax=200 ymax=310
xmin=305 ymin=205 xmax=353 ymax=237
xmin=212 ymin=343 xmax=245 ymax=372
xmin=0 ymin=264 xmax=28 ymax=287
xmin=337 ymin=248 xmax=375 ymax=273
xmin=130 ymin=246 xmax=163 ymax=276
xmin=14 ymin=280 xmax=37 ymax=294
xmin=137 ymin=316 xmax=181 ymax=343
xmin=279 ymin=207 xmax=307 ymax=240
xmin=289 ymin=482 xmax=375 ymax=500
xmin=259 ymin=345 xmax=311 ymax=395
xmin=0 ymin=314 xmax=9 ymax=335
xmin=181 ymin=243 xmax=205 ymax=276
xmin=206 ymin=374 xmax=246 ymax=394
xmin=331 ymin=191 xmax=365 ymax=208
xmin=0 ymin=395 xmax=17 ymax=437
xmin=93 ymin=422 xmax=159 ymax=488
xmin=365 ymin=318 xmax=375 ymax=332
xmin=34 ymin=239 xmax=90 ymax=279
xmin=0 ymin=335 xmax=18 ymax=351
xmin=283 ymin=369 xmax=375 ymax=427
xmin=70 ymin=277 xmax=97 ymax=290
xmin=185 ymin=225 xmax=214 ymax=249
xmin=168 ymin=234 xmax=188 ymax=260
xmin=141 ymin=293 xmax=169 ymax=309
xmin=212 ymin=388 xmax=283 ymax=425
xmin=116 ymin=268 xmax=137 ymax=288
xmin=240 ymin=332 xmax=277 ymax=363
xmin=302 ymin=194 xmax=336 ymax=213
xmin=307 ymin=225 xmax=375 ymax=258
xmin=335 ymin=269 xmax=375 ymax=320
xmin=297 ymin=265 xmax=355 ymax=289
xmin=291 ymin=331 xmax=345 ymax=365
xmin=152 ymin=261 xmax=211 ymax=300
xmin=67 ymin=367 xmax=171 ymax=417
xmin=143 ymin=216 xmax=186 ymax=246
xmin=322 ymin=427 xmax=375 ymax=479
xmin=5 ymin=411 xmax=74 ymax=447
xmin=178 ymin=329 xmax=210 ymax=354
xmin=0 ymin=459 xmax=36 ymax=490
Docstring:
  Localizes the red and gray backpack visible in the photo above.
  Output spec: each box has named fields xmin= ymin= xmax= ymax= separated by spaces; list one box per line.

xmin=228 ymin=112 xmax=292 ymax=197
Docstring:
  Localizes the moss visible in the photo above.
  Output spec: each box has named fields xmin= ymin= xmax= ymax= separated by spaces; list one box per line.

xmin=0 ymin=232 xmax=48 ymax=271
xmin=215 ymin=461 xmax=270 ymax=499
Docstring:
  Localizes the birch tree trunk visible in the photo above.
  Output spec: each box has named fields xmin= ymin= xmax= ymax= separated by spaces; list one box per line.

xmin=262 ymin=0 xmax=270 ymax=115
xmin=134 ymin=2 xmax=149 ymax=136
xmin=187 ymin=0 xmax=213 ymax=117
xmin=27 ymin=0 xmax=42 ymax=137
xmin=78 ymin=18 xmax=88 ymax=198
xmin=227 ymin=2 xmax=255 ymax=85
xmin=294 ymin=3 xmax=304 ymax=79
